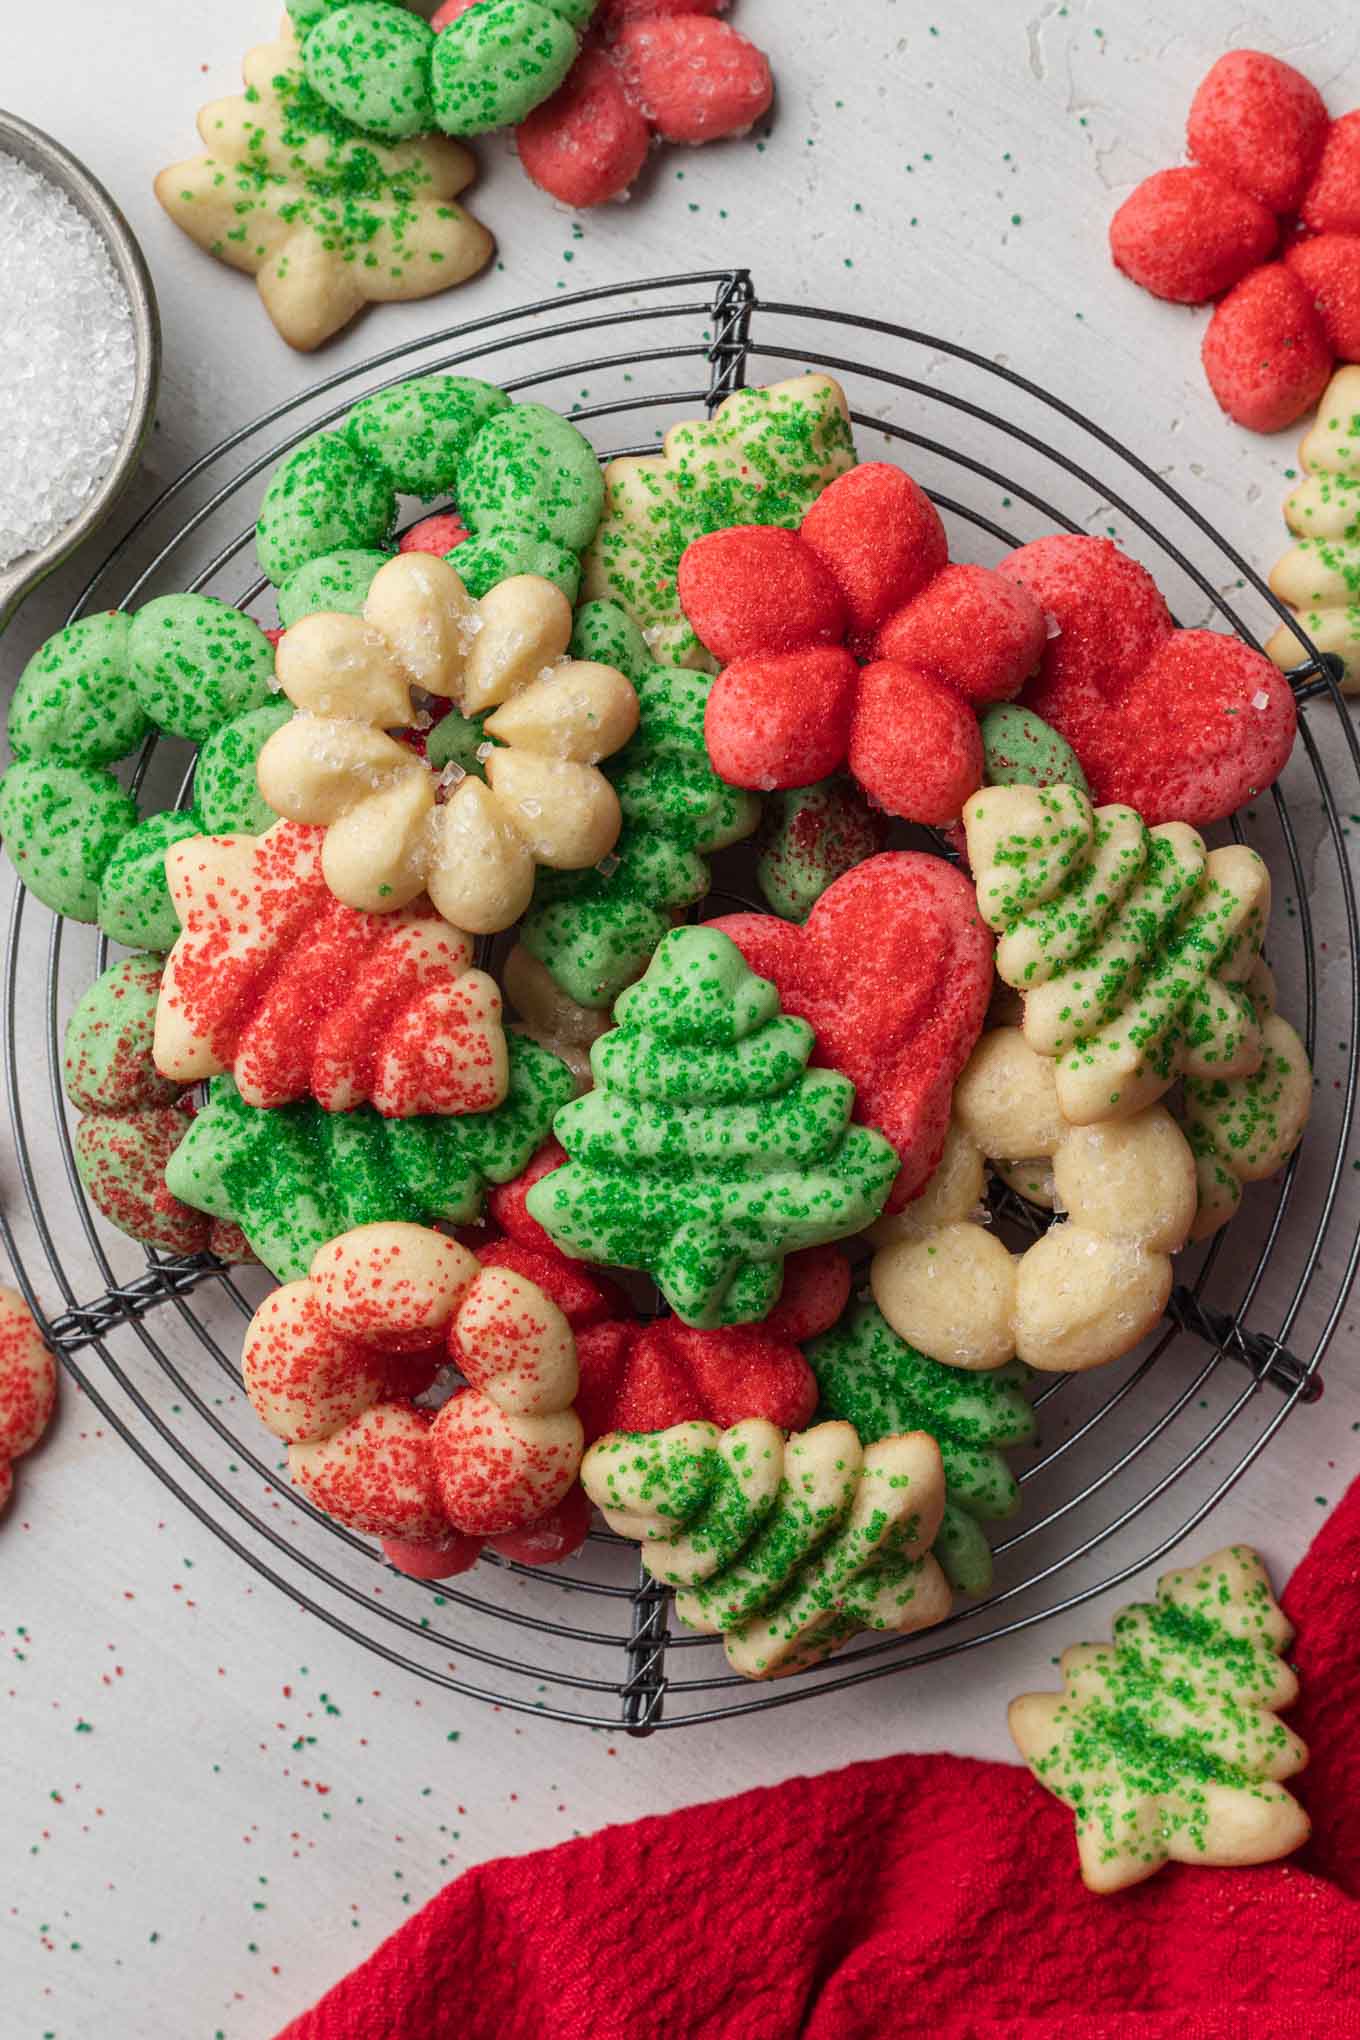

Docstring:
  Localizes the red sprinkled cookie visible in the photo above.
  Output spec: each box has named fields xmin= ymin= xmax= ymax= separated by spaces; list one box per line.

xmin=154 ymin=821 xmax=510 ymax=1117
xmin=1201 ymin=263 xmax=1333 ymax=430
xmin=1109 ymin=167 xmax=1277 ymax=304
xmin=710 ymin=851 xmax=994 ymax=1210
xmin=1002 ymin=535 xmax=1297 ymax=823
xmin=1188 ymin=51 xmax=1329 ymax=214
xmin=681 ymin=464 xmax=1045 ymax=824
xmin=0 ymin=1286 xmax=56 ymax=1512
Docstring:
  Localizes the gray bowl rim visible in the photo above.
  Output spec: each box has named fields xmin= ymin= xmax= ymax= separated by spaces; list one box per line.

xmin=0 ymin=107 xmax=162 ymax=631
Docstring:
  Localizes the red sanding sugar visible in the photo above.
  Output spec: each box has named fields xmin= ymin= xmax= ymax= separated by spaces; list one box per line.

xmin=1201 ymin=261 xmax=1333 ymax=430
xmin=1285 ymin=232 xmax=1360 ymax=357
xmin=1302 ymin=110 xmax=1360 ymax=235
xmin=1109 ymin=166 xmax=1277 ymax=304
xmin=293 ymin=1403 xmax=447 ymax=1542
xmin=711 ymin=851 xmax=994 ymax=1209
xmin=1188 ymin=50 xmax=1329 ymax=214
xmin=1003 ymin=534 xmax=1296 ymax=825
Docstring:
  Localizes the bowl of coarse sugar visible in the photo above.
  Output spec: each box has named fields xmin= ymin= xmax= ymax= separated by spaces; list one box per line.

xmin=0 ymin=110 xmax=160 ymax=631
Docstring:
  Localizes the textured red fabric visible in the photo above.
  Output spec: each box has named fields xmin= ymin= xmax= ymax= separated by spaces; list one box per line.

xmin=279 ymin=1480 xmax=1360 ymax=2039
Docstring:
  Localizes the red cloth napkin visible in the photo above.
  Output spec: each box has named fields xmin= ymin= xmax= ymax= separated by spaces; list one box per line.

xmin=280 ymin=1481 xmax=1360 ymax=2039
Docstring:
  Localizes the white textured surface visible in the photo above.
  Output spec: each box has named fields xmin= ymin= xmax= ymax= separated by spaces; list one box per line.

xmin=3 ymin=4 xmax=1359 ymax=2037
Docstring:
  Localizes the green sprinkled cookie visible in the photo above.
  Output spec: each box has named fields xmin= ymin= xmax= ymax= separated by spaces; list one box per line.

xmin=195 ymin=701 xmax=295 ymax=835
xmin=344 ymin=374 xmax=509 ymax=493
xmin=257 ymin=432 xmax=398 ymax=585
xmin=526 ymin=925 xmax=899 ymax=1326
xmin=979 ymin=703 xmax=1090 ymax=794
xmin=96 ymin=810 xmax=205 ymax=953
xmin=277 ymin=550 xmax=391 ymax=628
xmin=9 ymin=613 xmax=148 ymax=767
xmin=166 ymin=1033 xmax=574 ymax=1280
xmin=1010 ymin=1545 xmax=1309 ymax=1892
xmin=582 ymin=1419 xmax=952 ymax=1678
xmin=459 ymin=401 xmax=605 ymax=553
xmin=302 ymin=2 xmax=435 ymax=141
xmin=255 ymin=382 xmax=603 ymax=598
xmin=429 ymin=0 xmax=594 ymax=138
xmin=807 ymin=1303 xmax=1034 ymax=1594
xmin=0 ymin=763 xmax=138 ymax=921
xmin=520 ymin=600 xmax=758 ymax=1007
xmin=127 ymin=596 xmax=276 ymax=744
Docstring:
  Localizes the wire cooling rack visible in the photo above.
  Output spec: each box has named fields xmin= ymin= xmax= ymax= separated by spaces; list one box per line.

xmin=3 ymin=271 xmax=1359 ymax=1734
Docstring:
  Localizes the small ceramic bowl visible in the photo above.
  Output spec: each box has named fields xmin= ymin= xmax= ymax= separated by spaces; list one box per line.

xmin=0 ymin=109 xmax=161 ymax=630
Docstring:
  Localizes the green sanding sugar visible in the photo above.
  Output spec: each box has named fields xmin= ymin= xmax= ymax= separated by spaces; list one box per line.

xmin=429 ymin=0 xmax=591 ymax=138
xmin=452 ymin=531 xmax=581 ymax=602
xmin=195 ymin=701 xmax=295 ymax=834
xmin=165 ymin=1033 xmax=574 ymax=1280
xmin=458 ymin=401 xmax=605 ymax=552
xmin=96 ymin=809 xmax=204 ymax=953
xmin=1019 ymin=1548 xmax=1302 ymax=1878
xmin=9 ymin=612 xmax=147 ymax=766
xmin=277 ymin=549 xmax=390 ymax=628
xmin=127 ymin=595 xmax=275 ymax=744
xmin=302 ymin=3 xmax=435 ymax=142
xmin=526 ymin=925 xmax=899 ymax=1327
xmin=257 ymin=432 xmax=397 ymax=585
xmin=0 ymin=761 xmax=137 ymax=921
xmin=808 ymin=1304 xmax=1034 ymax=1594
xmin=344 ymin=374 xmax=509 ymax=494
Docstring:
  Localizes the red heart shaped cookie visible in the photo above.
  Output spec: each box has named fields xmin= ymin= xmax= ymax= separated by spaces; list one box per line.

xmin=709 ymin=851 xmax=994 ymax=1211
xmin=1001 ymin=536 xmax=1297 ymax=825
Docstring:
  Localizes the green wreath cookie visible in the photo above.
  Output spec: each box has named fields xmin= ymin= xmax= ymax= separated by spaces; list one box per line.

xmin=256 ymin=373 xmax=604 ymax=605
xmin=0 ymin=599 xmax=280 ymax=925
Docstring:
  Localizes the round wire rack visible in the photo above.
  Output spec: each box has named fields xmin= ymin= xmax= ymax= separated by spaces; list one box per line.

xmin=4 ymin=270 xmax=1358 ymax=1734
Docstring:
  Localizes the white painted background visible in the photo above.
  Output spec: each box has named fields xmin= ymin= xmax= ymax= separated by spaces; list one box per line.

xmin=4 ymin=4 xmax=1359 ymax=2035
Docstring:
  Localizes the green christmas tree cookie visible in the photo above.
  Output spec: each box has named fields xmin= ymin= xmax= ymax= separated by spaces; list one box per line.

xmin=519 ymin=601 xmax=759 ymax=1009
xmin=165 ymin=1033 xmax=574 ymax=1280
xmin=582 ymin=1418 xmax=952 ymax=1679
xmin=807 ymin=1302 xmax=1035 ymax=1594
xmin=1010 ymin=1545 xmax=1309 ymax=1892
xmin=526 ymin=926 xmax=900 ymax=1327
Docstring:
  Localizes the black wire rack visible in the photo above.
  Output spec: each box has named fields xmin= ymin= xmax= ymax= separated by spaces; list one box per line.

xmin=3 ymin=270 xmax=1358 ymax=1734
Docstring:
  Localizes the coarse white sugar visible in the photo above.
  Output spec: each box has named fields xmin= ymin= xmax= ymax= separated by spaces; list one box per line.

xmin=0 ymin=151 xmax=137 ymax=571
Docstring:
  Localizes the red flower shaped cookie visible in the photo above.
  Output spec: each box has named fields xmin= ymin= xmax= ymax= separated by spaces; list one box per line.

xmin=1002 ymin=535 xmax=1296 ymax=826
xmin=1108 ymin=49 xmax=1360 ymax=430
xmin=243 ymin=1222 xmax=585 ymax=1556
xmin=154 ymin=820 xmax=508 ymax=1116
xmin=0 ymin=1287 xmax=57 ymax=1516
xmin=710 ymin=852 xmax=994 ymax=1211
xmin=515 ymin=1 xmax=773 ymax=208
xmin=680 ymin=464 xmax=1047 ymax=825
xmin=430 ymin=0 xmax=772 ymax=209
